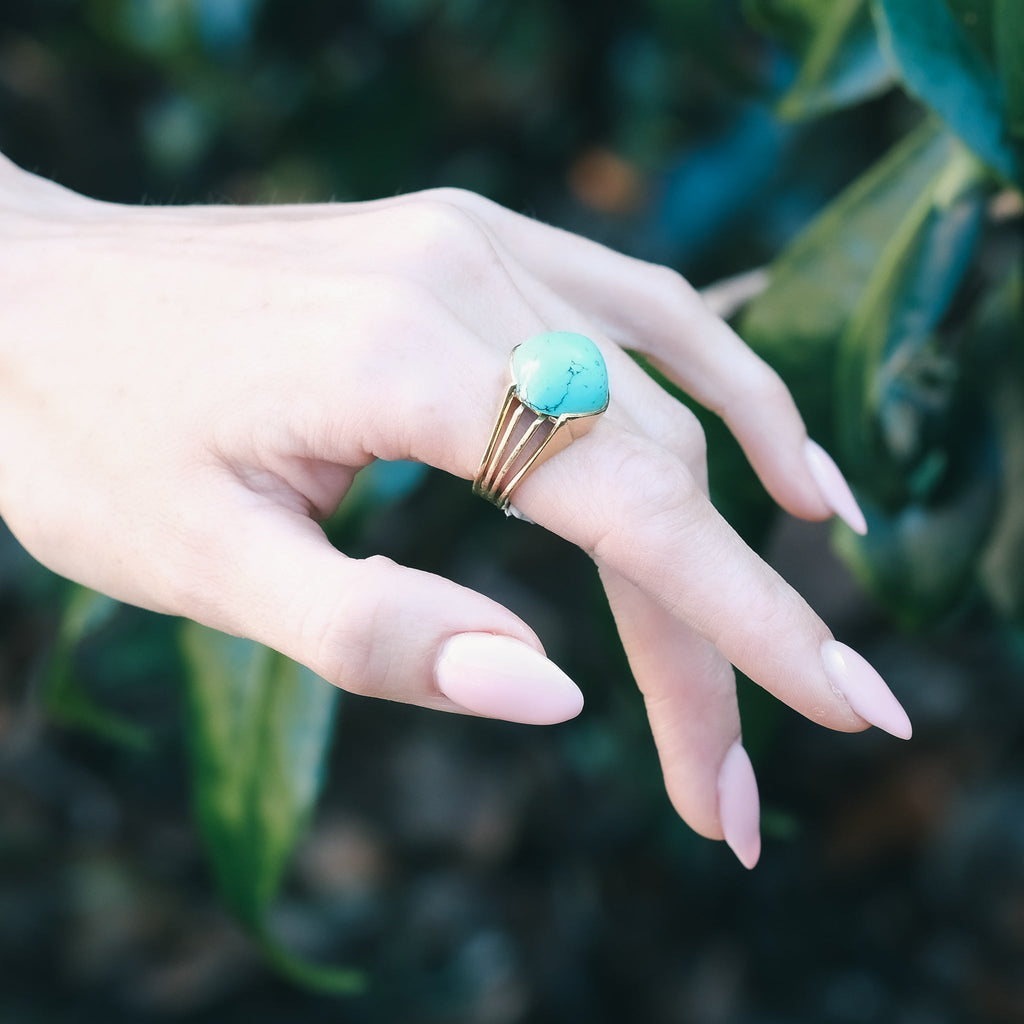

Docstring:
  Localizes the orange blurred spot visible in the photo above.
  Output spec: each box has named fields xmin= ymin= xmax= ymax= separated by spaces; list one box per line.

xmin=568 ymin=147 xmax=644 ymax=214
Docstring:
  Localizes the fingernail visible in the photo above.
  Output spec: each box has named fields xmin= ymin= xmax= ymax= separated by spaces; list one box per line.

xmin=821 ymin=640 xmax=913 ymax=740
xmin=717 ymin=741 xmax=761 ymax=869
xmin=436 ymin=633 xmax=584 ymax=725
xmin=804 ymin=439 xmax=868 ymax=535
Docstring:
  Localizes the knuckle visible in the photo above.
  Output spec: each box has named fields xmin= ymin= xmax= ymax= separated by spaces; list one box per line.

xmin=635 ymin=398 xmax=708 ymax=475
xmin=590 ymin=436 xmax=703 ymax=560
xmin=649 ymin=264 xmax=702 ymax=317
xmin=304 ymin=561 xmax=386 ymax=696
xmin=400 ymin=196 xmax=497 ymax=277
xmin=748 ymin=361 xmax=791 ymax=405
xmin=729 ymin=360 xmax=794 ymax=417
xmin=727 ymin=589 xmax=812 ymax=668
xmin=418 ymin=185 xmax=481 ymax=211
xmin=418 ymin=186 xmax=504 ymax=226
xmin=380 ymin=274 xmax=444 ymax=329
xmin=628 ymin=449 xmax=702 ymax=524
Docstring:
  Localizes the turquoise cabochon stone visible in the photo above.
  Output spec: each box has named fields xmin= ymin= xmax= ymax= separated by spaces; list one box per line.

xmin=510 ymin=332 xmax=609 ymax=417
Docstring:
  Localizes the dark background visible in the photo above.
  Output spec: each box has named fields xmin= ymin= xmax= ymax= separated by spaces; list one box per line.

xmin=2 ymin=1 xmax=1023 ymax=1021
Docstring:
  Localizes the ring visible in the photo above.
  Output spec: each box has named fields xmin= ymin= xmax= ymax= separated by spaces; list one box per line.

xmin=473 ymin=331 xmax=609 ymax=514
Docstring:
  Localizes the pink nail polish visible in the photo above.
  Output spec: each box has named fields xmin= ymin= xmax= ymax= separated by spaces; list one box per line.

xmin=821 ymin=640 xmax=913 ymax=740
xmin=804 ymin=439 xmax=868 ymax=535
xmin=717 ymin=741 xmax=761 ymax=869
xmin=436 ymin=633 xmax=584 ymax=725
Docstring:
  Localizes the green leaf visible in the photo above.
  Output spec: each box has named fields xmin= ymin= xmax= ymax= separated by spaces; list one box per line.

xmin=743 ymin=0 xmax=833 ymax=46
xmin=995 ymin=0 xmax=1024 ymax=139
xmin=834 ymin=138 xmax=988 ymax=485
xmin=776 ymin=0 xmax=895 ymax=120
xmin=738 ymin=122 xmax=994 ymax=626
xmin=738 ymin=119 xmax=961 ymax=446
xmin=944 ymin=0 xmax=996 ymax=61
xmin=828 ymin=139 xmax=996 ymax=624
xmin=44 ymin=585 xmax=151 ymax=751
xmin=871 ymin=0 xmax=1021 ymax=182
xmin=181 ymin=623 xmax=362 ymax=993
xmin=834 ymin=442 xmax=999 ymax=628
xmin=976 ymin=266 xmax=1024 ymax=619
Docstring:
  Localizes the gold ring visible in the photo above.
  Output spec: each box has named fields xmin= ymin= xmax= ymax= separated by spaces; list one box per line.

xmin=473 ymin=332 xmax=609 ymax=514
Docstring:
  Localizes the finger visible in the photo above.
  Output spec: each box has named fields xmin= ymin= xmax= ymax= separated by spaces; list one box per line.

xmin=429 ymin=189 xmax=866 ymax=534
xmin=170 ymin=493 xmax=584 ymax=726
xmin=599 ymin=563 xmax=761 ymax=868
xmin=513 ymin=425 xmax=911 ymax=740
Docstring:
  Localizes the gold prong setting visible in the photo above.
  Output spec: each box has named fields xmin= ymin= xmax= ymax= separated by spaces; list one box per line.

xmin=473 ymin=333 xmax=609 ymax=513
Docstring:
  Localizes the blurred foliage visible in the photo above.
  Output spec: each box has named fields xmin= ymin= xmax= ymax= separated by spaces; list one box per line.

xmin=181 ymin=624 xmax=363 ymax=993
xmin=739 ymin=0 xmax=1022 ymax=628
xmin=746 ymin=0 xmax=895 ymax=119
xmin=1 ymin=0 xmax=1022 ymax=1001
xmin=44 ymin=586 xmax=152 ymax=751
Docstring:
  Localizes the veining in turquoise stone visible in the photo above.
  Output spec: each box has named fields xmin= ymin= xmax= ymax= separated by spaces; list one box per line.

xmin=511 ymin=332 xmax=609 ymax=417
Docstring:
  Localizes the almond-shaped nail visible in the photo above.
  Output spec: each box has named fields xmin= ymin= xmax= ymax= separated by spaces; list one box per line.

xmin=436 ymin=633 xmax=584 ymax=725
xmin=804 ymin=439 xmax=868 ymax=535
xmin=717 ymin=741 xmax=761 ymax=869
xmin=821 ymin=640 xmax=912 ymax=740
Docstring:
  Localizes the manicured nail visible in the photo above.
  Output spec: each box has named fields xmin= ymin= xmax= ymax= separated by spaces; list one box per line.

xmin=821 ymin=640 xmax=913 ymax=740
xmin=804 ymin=439 xmax=868 ymax=535
xmin=436 ymin=633 xmax=584 ymax=725
xmin=717 ymin=741 xmax=761 ymax=869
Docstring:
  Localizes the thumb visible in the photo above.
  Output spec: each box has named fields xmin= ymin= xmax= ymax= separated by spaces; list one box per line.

xmin=183 ymin=507 xmax=584 ymax=726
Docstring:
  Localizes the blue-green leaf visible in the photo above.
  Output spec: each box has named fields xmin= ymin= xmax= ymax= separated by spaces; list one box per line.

xmin=776 ymin=0 xmax=895 ymax=120
xmin=181 ymin=623 xmax=363 ymax=993
xmin=872 ymin=0 xmax=1021 ymax=182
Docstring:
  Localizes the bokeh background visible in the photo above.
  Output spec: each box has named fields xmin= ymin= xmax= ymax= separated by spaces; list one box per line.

xmin=1 ymin=1 xmax=1023 ymax=1022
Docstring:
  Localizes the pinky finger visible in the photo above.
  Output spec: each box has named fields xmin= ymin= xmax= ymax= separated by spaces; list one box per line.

xmin=598 ymin=563 xmax=761 ymax=868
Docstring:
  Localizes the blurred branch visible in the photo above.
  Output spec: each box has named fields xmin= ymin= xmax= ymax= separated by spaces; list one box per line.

xmin=699 ymin=266 xmax=770 ymax=319
xmin=989 ymin=188 xmax=1024 ymax=222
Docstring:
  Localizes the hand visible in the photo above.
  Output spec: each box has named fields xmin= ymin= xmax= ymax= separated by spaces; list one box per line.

xmin=0 ymin=156 xmax=911 ymax=868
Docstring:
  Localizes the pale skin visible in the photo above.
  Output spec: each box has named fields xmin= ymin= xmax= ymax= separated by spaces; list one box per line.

xmin=0 ymin=152 xmax=910 ymax=868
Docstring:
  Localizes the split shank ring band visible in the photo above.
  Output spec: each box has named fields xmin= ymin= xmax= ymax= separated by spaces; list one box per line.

xmin=473 ymin=332 xmax=609 ymax=514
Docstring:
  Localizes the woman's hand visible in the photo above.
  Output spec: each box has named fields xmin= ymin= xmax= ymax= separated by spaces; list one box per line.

xmin=0 ymin=155 xmax=910 ymax=868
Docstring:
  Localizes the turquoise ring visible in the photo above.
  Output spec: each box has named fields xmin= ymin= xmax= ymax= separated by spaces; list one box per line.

xmin=473 ymin=332 xmax=609 ymax=514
